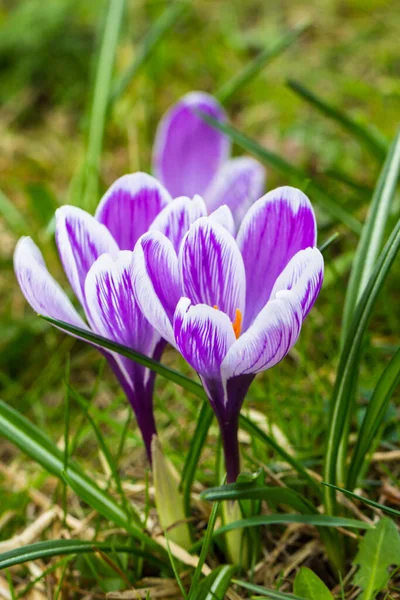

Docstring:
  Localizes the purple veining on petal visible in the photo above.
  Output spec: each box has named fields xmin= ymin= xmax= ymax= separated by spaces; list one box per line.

xmin=208 ymin=204 xmax=236 ymax=237
xmin=237 ymin=186 xmax=317 ymax=330
xmin=153 ymin=91 xmax=230 ymax=198
xmin=179 ymin=218 xmax=245 ymax=321
xmin=95 ymin=173 xmax=172 ymax=251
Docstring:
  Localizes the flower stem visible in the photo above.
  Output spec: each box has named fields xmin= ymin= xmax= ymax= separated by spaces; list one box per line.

xmin=219 ymin=416 xmax=240 ymax=483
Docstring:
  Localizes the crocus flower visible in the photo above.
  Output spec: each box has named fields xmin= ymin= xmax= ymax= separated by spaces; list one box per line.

xmin=13 ymin=172 xmax=207 ymax=462
xmin=153 ymin=91 xmax=266 ymax=226
xmin=132 ymin=187 xmax=324 ymax=482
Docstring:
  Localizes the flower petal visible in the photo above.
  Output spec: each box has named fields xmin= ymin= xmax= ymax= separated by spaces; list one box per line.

xmin=132 ymin=232 xmax=181 ymax=345
xmin=209 ymin=205 xmax=236 ymax=237
xmin=237 ymin=186 xmax=317 ymax=330
xmin=222 ymin=291 xmax=302 ymax=379
xmin=95 ymin=172 xmax=172 ymax=251
xmin=205 ymin=157 xmax=266 ymax=226
xmin=174 ymin=298 xmax=236 ymax=379
xmin=153 ymin=91 xmax=230 ymax=198
xmin=271 ymin=247 xmax=324 ymax=318
xmin=149 ymin=194 xmax=206 ymax=252
xmin=14 ymin=237 xmax=88 ymax=330
xmin=179 ymin=217 xmax=246 ymax=321
xmin=56 ymin=206 xmax=118 ymax=308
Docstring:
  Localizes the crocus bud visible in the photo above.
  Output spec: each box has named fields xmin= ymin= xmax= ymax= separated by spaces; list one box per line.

xmin=151 ymin=435 xmax=191 ymax=550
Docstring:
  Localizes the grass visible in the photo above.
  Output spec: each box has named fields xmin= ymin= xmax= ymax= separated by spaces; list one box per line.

xmin=0 ymin=0 xmax=399 ymax=597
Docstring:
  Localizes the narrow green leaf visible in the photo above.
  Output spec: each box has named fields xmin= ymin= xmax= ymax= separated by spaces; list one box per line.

xmin=342 ymin=129 xmax=400 ymax=341
xmin=83 ymin=0 xmax=125 ymax=210
xmin=323 ymin=217 xmax=400 ymax=516
xmin=287 ymin=80 xmax=388 ymax=160
xmin=41 ymin=315 xmax=206 ymax=400
xmin=214 ymin=513 xmax=373 ymax=536
xmin=353 ymin=518 xmax=400 ymax=600
xmin=181 ymin=400 xmax=214 ymax=516
xmin=294 ymin=567 xmax=333 ymax=599
xmin=322 ymin=483 xmax=400 ymax=518
xmin=347 ymin=346 xmax=400 ymax=490
xmin=216 ymin=23 xmax=309 ymax=104
xmin=0 ymin=539 xmax=164 ymax=571
xmin=0 ymin=188 xmax=28 ymax=235
xmin=191 ymin=566 xmax=236 ymax=600
xmin=198 ymin=113 xmax=362 ymax=234
xmin=189 ymin=499 xmax=221 ymax=599
xmin=233 ymin=579 xmax=307 ymax=599
xmin=319 ymin=232 xmax=340 ymax=253
xmin=0 ymin=400 xmax=160 ymax=551
xmin=110 ymin=1 xmax=189 ymax=103
xmin=201 ymin=483 xmax=316 ymax=515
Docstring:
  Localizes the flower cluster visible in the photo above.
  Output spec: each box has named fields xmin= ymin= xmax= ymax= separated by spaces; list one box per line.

xmin=14 ymin=91 xmax=323 ymax=482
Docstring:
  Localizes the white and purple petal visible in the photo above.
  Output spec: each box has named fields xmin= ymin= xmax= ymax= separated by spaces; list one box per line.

xmin=153 ymin=92 xmax=230 ymax=198
xmin=205 ymin=157 xmax=266 ymax=226
xmin=237 ymin=186 xmax=317 ymax=329
xmin=132 ymin=232 xmax=181 ymax=345
xmin=179 ymin=218 xmax=246 ymax=322
xmin=14 ymin=237 xmax=88 ymax=331
xmin=173 ymin=298 xmax=236 ymax=379
xmin=95 ymin=172 xmax=172 ymax=251
xmin=149 ymin=194 xmax=206 ymax=252
xmin=222 ymin=291 xmax=303 ymax=379
xmin=271 ymin=247 xmax=324 ymax=318
xmin=209 ymin=204 xmax=236 ymax=237
xmin=55 ymin=206 xmax=118 ymax=309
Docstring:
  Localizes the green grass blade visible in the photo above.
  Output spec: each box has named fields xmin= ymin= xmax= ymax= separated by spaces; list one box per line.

xmin=41 ymin=315 xmax=206 ymax=400
xmin=239 ymin=414 xmax=321 ymax=497
xmin=214 ymin=514 xmax=373 ymax=536
xmin=188 ymin=499 xmax=221 ymax=598
xmin=201 ymin=483 xmax=317 ymax=514
xmin=198 ymin=113 xmax=362 ymax=234
xmin=322 ymin=483 xmax=400 ymax=518
xmin=342 ymin=129 xmax=400 ymax=341
xmin=181 ymin=401 xmax=214 ymax=516
xmin=83 ymin=0 xmax=125 ymax=211
xmin=0 ymin=188 xmax=28 ymax=235
xmin=202 ymin=565 xmax=236 ymax=600
xmin=0 ymin=400 xmax=160 ymax=550
xmin=287 ymin=80 xmax=388 ymax=160
xmin=233 ymin=579 xmax=307 ymax=600
xmin=323 ymin=217 xmax=400 ymax=516
xmin=319 ymin=232 xmax=340 ymax=253
xmin=216 ymin=23 xmax=309 ymax=105
xmin=0 ymin=539 xmax=165 ymax=571
xmin=110 ymin=1 xmax=189 ymax=103
xmin=347 ymin=346 xmax=400 ymax=490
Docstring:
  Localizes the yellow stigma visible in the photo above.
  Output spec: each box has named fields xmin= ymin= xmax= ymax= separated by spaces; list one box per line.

xmin=232 ymin=308 xmax=242 ymax=339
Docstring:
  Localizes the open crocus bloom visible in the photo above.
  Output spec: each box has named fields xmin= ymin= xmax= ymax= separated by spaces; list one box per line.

xmin=133 ymin=186 xmax=324 ymax=482
xmin=14 ymin=172 xmax=209 ymax=462
xmin=153 ymin=91 xmax=266 ymax=226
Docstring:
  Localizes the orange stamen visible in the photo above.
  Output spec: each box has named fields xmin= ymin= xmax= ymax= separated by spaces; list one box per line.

xmin=213 ymin=304 xmax=219 ymax=310
xmin=232 ymin=308 xmax=242 ymax=339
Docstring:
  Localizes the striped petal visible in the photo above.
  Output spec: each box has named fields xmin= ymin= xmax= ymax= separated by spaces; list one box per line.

xmin=205 ymin=157 xmax=266 ymax=226
xmin=153 ymin=91 xmax=230 ymax=197
xmin=209 ymin=205 xmax=236 ymax=237
xmin=179 ymin=217 xmax=246 ymax=322
xmin=149 ymin=194 xmax=206 ymax=252
xmin=237 ymin=186 xmax=317 ymax=330
xmin=95 ymin=172 xmax=172 ymax=251
xmin=55 ymin=206 xmax=118 ymax=309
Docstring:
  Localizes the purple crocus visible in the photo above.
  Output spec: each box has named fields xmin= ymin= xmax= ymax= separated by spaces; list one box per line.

xmin=153 ymin=91 xmax=266 ymax=226
xmin=132 ymin=187 xmax=324 ymax=482
xmin=13 ymin=172 xmax=207 ymax=462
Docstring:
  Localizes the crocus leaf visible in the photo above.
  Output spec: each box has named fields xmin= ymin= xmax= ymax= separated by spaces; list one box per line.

xmin=322 ymin=483 xmax=400 ymax=518
xmin=0 ymin=539 xmax=165 ymax=570
xmin=216 ymin=23 xmax=309 ymax=104
xmin=191 ymin=565 xmax=236 ymax=600
xmin=353 ymin=517 xmax=400 ymax=600
xmin=287 ymin=80 xmax=388 ymax=160
xmin=293 ymin=567 xmax=333 ymax=599
xmin=40 ymin=315 xmax=207 ymax=400
xmin=346 ymin=346 xmax=400 ymax=490
xmin=232 ymin=579 xmax=307 ymax=599
xmin=323 ymin=216 xmax=400 ymax=516
xmin=198 ymin=112 xmax=362 ymax=234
